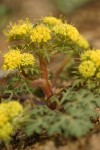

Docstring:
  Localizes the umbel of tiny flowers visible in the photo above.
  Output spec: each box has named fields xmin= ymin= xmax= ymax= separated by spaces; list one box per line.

xmin=30 ymin=24 xmax=51 ymax=43
xmin=42 ymin=16 xmax=62 ymax=27
xmin=4 ymin=18 xmax=33 ymax=41
xmin=2 ymin=48 xmax=35 ymax=71
xmin=77 ymin=35 xmax=89 ymax=50
xmin=53 ymin=23 xmax=79 ymax=43
xmin=78 ymin=49 xmax=100 ymax=79
xmin=3 ymin=16 xmax=90 ymax=99
xmin=0 ymin=101 xmax=23 ymax=144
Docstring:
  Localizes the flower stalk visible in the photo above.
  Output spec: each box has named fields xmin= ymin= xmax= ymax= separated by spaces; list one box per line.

xmin=39 ymin=56 xmax=53 ymax=99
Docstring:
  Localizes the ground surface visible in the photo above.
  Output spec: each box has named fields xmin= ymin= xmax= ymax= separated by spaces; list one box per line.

xmin=0 ymin=124 xmax=100 ymax=150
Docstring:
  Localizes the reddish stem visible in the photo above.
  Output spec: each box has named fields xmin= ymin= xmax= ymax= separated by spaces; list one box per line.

xmin=39 ymin=57 xmax=53 ymax=99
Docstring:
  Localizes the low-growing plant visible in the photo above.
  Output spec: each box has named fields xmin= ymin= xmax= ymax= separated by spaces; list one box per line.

xmin=24 ymin=88 xmax=100 ymax=137
xmin=2 ymin=16 xmax=89 ymax=99
xmin=0 ymin=16 xmax=100 ymax=146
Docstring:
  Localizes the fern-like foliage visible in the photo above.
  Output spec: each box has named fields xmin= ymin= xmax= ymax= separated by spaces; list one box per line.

xmin=23 ymin=88 xmax=100 ymax=138
xmin=73 ymin=75 xmax=100 ymax=94
xmin=1 ymin=75 xmax=36 ymax=96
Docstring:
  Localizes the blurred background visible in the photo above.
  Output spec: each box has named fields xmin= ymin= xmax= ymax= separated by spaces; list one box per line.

xmin=0 ymin=0 xmax=100 ymax=53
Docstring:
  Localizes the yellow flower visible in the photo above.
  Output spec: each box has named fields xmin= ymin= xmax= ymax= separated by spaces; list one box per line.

xmin=77 ymin=35 xmax=89 ymax=49
xmin=96 ymin=72 xmax=100 ymax=79
xmin=6 ymin=101 xmax=23 ymax=119
xmin=80 ymin=50 xmax=93 ymax=60
xmin=0 ymin=101 xmax=23 ymax=143
xmin=21 ymin=53 xmax=35 ymax=66
xmin=0 ymin=112 xmax=8 ymax=127
xmin=0 ymin=101 xmax=23 ymax=120
xmin=79 ymin=60 xmax=96 ymax=78
xmin=4 ymin=19 xmax=33 ymax=40
xmin=0 ymin=123 xmax=13 ymax=142
xmin=30 ymin=25 xmax=51 ymax=43
xmin=66 ymin=24 xmax=80 ymax=42
xmin=0 ymin=103 xmax=9 ymax=127
xmin=81 ymin=50 xmax=100 ymax=68
xmin=53 ymin=23 xmax=67 ymax=36
xmin=2 ymin=49 xmax=21 ymax=71
xmin=53 ymin=23 xmax=79 ymax=42
xmin=42 ymin=16 xmax=62 ymax=26
xmin=0 ymin=103 xmax=8 ymax=112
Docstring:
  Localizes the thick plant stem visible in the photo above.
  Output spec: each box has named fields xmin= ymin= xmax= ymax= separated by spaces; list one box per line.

xmin=39 ymin=57 xmax=53 ymax=99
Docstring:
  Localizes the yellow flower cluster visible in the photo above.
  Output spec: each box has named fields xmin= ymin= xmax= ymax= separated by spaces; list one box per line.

xmin=3 ymin=16 xmax=90 ymax=62
xmin=53 ymin=23 xmax=79 ymax=43
xmin=5 ymin=19 xmax=33 ymax=40
xmin=42 ymin=16 xmax=62 ymax=26
xmin=21 ymin=53 xmax=35 ymax=66
xmin=77 ymin=35 xmax=89 ymax=49
xmin=2 ymin=49 xmax=21 ymax=71
xmin=53 ymin=23 xmax=68 ymax=36
xmin=0 ymin=101 xmax=23 ymax=143
xmin=6 ymin=101 xmax=23 ymax=119
xmin=0 ymin=123 xmax=13 ymax=143
xmin=79 ymin=60 xmax=96 ymax=78
xmin=0 ymin=112 xmax=8 ymax=126
xmin=81 ymin=50 xmax=100 ymax=67
xmin=96 ymin=72 xmax=100 ymax=78
xmin=79 ymin=50 xmax=100 ymax=78
xmin=30 ymin=25 xmax=51 ymax=43
xmin=2 ymin=49 xmax=35 ymax=71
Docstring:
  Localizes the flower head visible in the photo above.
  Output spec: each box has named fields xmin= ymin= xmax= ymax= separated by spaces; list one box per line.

xmin=77 ymin=35 xmax=89 ymax=49
xmin=4 ymin=19 xmax=33 ymax=40
xmin=0 ymin=103 xmax=8 ymax=113
xmin=78 ymin=60 xmax=96 ymax=78
xmin=2 ymin=48 xmax=21 ymax=71
xmin=21 ymin=53 xmax=35 ymax=67
xmin=81 ymin=50 xmax=100 ymax=67
xmin=53 ymin=23 xmax=68 ymax=36
xmin=0 ymin=101 xmax=23 ymax=120
xmin=30 ymin=25 xmax=51 ymax=43
xmin=96 ymin=72 xmax=100 ymax=79
xmin=2 ymin=49 xmax=36 ymax=71
xmin=42 ymin=16 xmax=62 ymax=26
xmin=0 ymin=123 xmax=13 ymax=142
xmin=80 ymin=50 xmax=93 ymax=60
xmin=0 ymin=101 xmax=23 ymax=143
xmin=6 ymin=101 xmax=23 ymax=119
xmin=65 ymin=24 xmax=79 ymax=42
xmin=53 ymin=23 xmax=79 ymax=43
xmin=0 ymin=112 xmax=8 ymax=127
